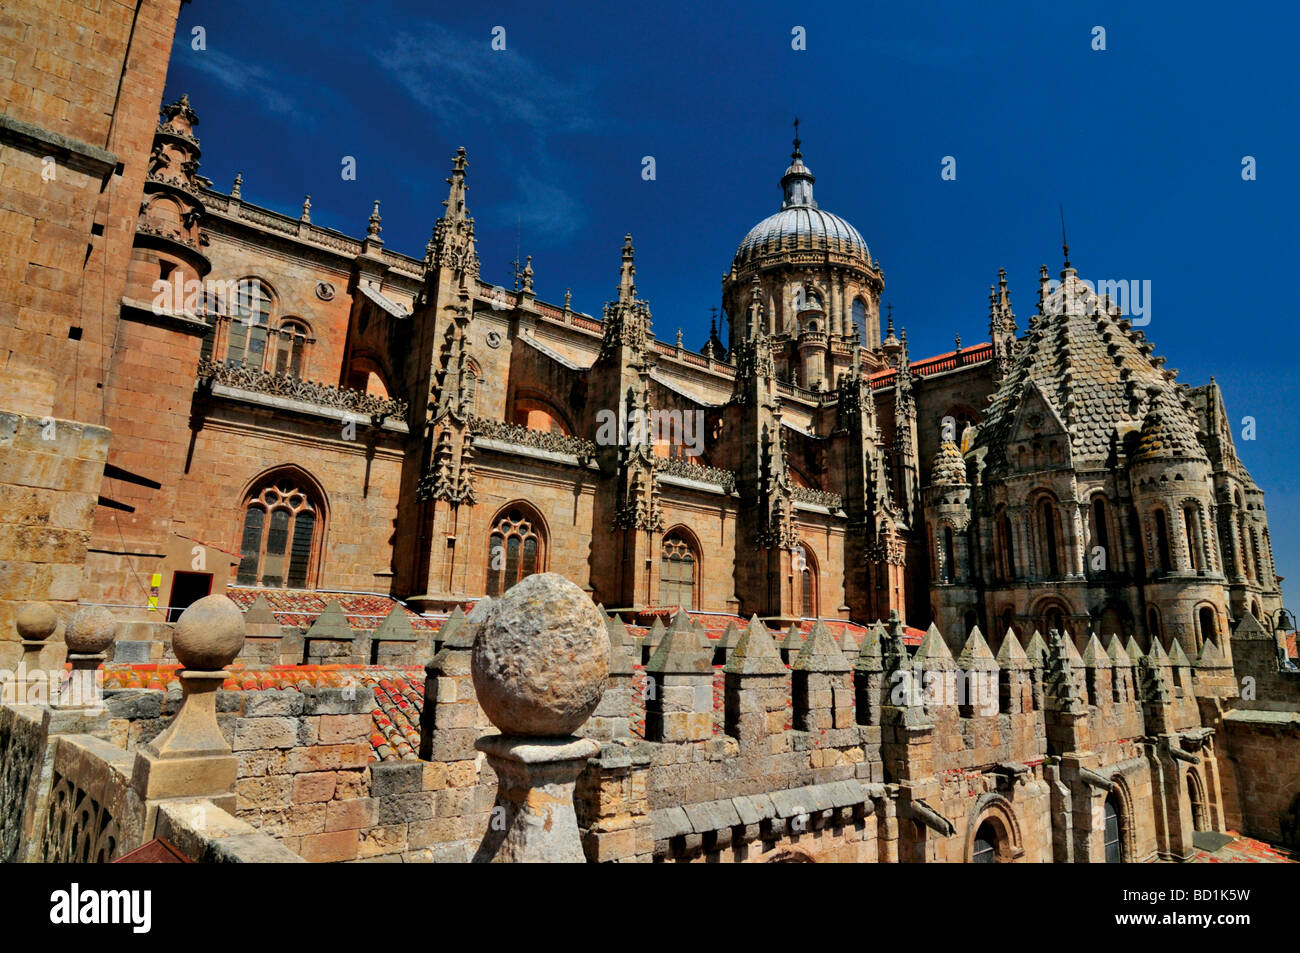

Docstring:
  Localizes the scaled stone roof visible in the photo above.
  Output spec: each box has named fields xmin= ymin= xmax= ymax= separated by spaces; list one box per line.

xmin=976 ymin=270 xmax=1181 ymax=471
xmin=930 ymin=440 xmax=966 ymax=485
xmin=1133 ymin=384 xmax=1208 ymax=463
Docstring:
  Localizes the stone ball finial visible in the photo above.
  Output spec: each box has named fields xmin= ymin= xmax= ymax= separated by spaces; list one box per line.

xmin=15 ymin=602 xmax=57 ymax=642
xmin=65 ymin=605 xmax=117 ymax=654
xmin=471 ymin=573 xmax=608 ymax=737
xmin=172 ymin=595 xmax=245 ymax=670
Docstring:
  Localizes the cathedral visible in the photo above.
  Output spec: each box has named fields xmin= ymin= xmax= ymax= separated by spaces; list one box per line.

xmin=63 ymin=94 xmax=1281 ymax=660
xmin=4 ymin=0 xmax=1300 ymax=868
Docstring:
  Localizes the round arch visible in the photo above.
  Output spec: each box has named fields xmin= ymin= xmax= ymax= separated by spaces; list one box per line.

xmin=346 ymin=350 xmax=395 ymax=399
xmin=1030 ymin=594 xmax=1075 ymax=639
xmin=1106 ymin=772 xmax=1138 ymax=862
xmin=965 ymin=793 xmax=1024 ymax=863
xmin=1185 ymin=766 xmax=1209 ymax=833
xmin=510 ymin=389 xmax=575 ymax=436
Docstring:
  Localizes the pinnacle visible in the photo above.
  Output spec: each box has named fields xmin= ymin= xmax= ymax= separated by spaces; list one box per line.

xmin=724 ymin=615 xmax=786 ymax=675
xmin=793 ymin=620 xmax=851 ymax=672
xmin=958 ymin=626 xmax=997 ymax=669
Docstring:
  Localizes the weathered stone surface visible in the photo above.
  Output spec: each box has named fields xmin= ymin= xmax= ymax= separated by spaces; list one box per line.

xmin=471 ymin=572 xmax=608 ymax=736
xmin=64 ymin=604 xmax=116 ymax=654
xmin=173 ymin=595 xmax=245 ymax=670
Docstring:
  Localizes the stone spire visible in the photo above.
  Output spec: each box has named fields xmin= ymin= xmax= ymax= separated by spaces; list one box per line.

xmin=618 ymin=233 xmax=636 ymax=303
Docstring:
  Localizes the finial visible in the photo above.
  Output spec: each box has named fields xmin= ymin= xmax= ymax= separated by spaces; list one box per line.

xmin=792 ymin=116 xmax=802 ymax=159
xmin=885 ymin=303 xmax=894 ymax=335
xmin=231 ymin=171 xmax=242 ymax=199
xmin=367 ymin=200 xmax=382 ymax=238
xmin=676 ymin=328 xmax=683 ymax=349
xmin=564 ymin=288 xmax=572 ymax=310
xmin=1059 ymin=203 xmax=1071 ymax=270
xmin=301 ymin=195 xmax=311 ymax=223
xmin=955 ymin=334 xmax=962 ymax=352
xmin=618 ymin=233 xmax=636 ymax=302
xmin=522 ymin=254 xmax=534 ymax=293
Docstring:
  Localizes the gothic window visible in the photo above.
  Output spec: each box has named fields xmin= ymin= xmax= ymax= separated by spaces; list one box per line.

xmin=1153 ymin=509 xmax=1172 ymax=573
xmin=226 ymin=278 xmax=272 ymax=368
xmin=485 ymin=506 xmax=544 ymax=597
xmin=273 ymin=319 xmax=310 ymax=379
xmin=796 ymin=544 xmax=818 ymax=617
xmin=660 ymin=532 xmax=698 ymax=609
xmin=236 ymin=475 xmax=321 ymax=589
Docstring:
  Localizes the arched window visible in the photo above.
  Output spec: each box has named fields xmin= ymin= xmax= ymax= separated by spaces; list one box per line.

xmin=1046 ymin=606 xmax=1066 ymax=637
xmin=660 ymin=531 xmax=698 ymax=609
xmin=1091 ymin=497 xmax=1111 ymax=574
xmin=236 ymin=475 xmax=321 ymax=588
xmin=1186 ymin=774 xmax=1207 ymax=833
xmin=1153 ymin=509 xmax=1172 ymax=573
xmin=1039 ymin=498 xmax=1060 ymax=577
xmin=485 ymin=506 xmax=544 ymax=597
xmin=1183 ymin=505 xmax=1202 ymax=572
xmin=1198 ymin=607 xmax=1217 ymax=651
xmin=972 ymin=821 xmax=998 ymax=863
xmin=795 ymin=544 xmax=818 ymax=617
xmin=941 ymin=526 xmax=956 ymax=583
xmin=998 ymin=510 xmax=1016 ymax=580
xmin=273 ymin=319 xmax=310 ymax=379
xmin=226 ymin=278 xmax=272 ymax=368
xmin=1103 ymin=796 xmax=1123 ymax=863
xmin=851 ymin=298 xmax=868 ymax=342
xmin=1147 ymin=607 xmax=1162 ymax=646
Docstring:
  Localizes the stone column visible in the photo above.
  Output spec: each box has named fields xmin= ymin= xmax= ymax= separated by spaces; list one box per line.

xmin=132 ymin=595 xmax=245 ymax=832
xmin=470 ymin=573 xmax=607 ymax=863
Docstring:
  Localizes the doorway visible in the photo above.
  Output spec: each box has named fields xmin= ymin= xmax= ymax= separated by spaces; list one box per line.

xmin=167 ymin=571 xmax=213 ymax=622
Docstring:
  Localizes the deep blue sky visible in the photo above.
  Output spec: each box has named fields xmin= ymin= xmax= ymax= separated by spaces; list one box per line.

xmin=166 ymin=0 xmax=1299 ymax=601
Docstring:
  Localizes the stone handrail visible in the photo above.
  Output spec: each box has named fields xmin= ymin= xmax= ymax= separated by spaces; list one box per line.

xmin=654 ymin=456 xmax=737 ymax=493
xmin=792 ymin=485 xmax=843 ymax=509
xmin=468 ymin=414 xmax=596 ymax=463
xmin=197 ymin=358 xmax=408 ymax=419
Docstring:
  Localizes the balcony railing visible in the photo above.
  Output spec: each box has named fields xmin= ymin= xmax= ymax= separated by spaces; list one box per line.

xmin=197 ymin=358 xmax=408 ymax=419
xmin=792 ymin=485 xmax=843 ymax=510
xmin=654 ymin=456 xmax=737 ymax=493
xmin=468 ymin=414 xmax=596 ymax=464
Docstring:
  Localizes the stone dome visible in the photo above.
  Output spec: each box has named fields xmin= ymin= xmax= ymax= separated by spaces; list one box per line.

xmin=930 ymin=441 xmax=967 ymax=486
xmin=732 ymin=146 xmax=871 ymax=271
